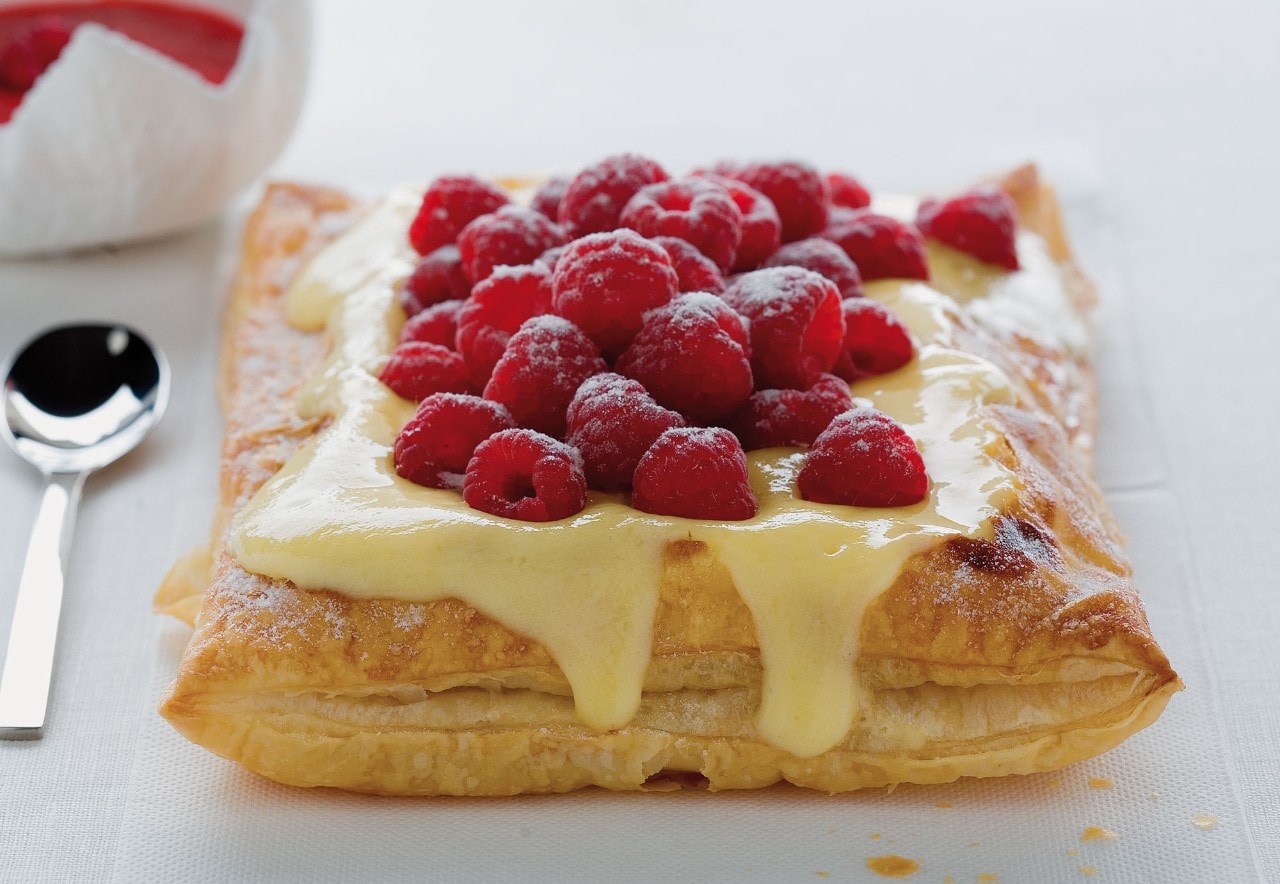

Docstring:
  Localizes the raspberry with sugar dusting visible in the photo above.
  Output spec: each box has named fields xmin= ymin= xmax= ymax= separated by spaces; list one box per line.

xmin=530 ymin=176 xmax=571 ymax=221
xmin=694 ymin=173 xmax=783 ymax=272
xmin=400 ymin=299 xmax=464 ymax=348
xmin=551 ymin=229 xmax=679 ymax=355
xmin=726 ymin=160 xmax=830 ymax=243
xmin=833 ymin=298 xmax=915 ymax=381
xmin=763 ymin=237 xmax=864 ymax=299
xmin=408 ymin=175 xmax=510 ymax=256
xmin=565 ymin=373 xmax=686 ymax=490
xmin=457 ymin=205 xmax=567 ymax=283
xmin=558 ymin=153 xmax=669 ymax=238
xmin=455 ymin=262 xmax=554 ymax=387
xmin=483 ymin=315 xmax=607 ymax=438
xmin=463 ymin=428 xmax=587 ymax=522
xmin=631 ymin=427 xmax=758 ymax=520
xmin=393 ymin=393 xmax=515 ymax=488
xmin=721 ymin=267 xmax=845 ymax=390
xmin=379 ymin=341 xmax=472 ymax=401
xmin=652 ymin=236 xmax=725 ymax=294
xmin=826 ymin=172 xmax=872 ymax=209
xmin=729 ymin=373 xmax=853 ymax=449
xmin=821 ymin=209 xmax=929 ymax=281
xmin=797 ymin=407 xmax=928 ymax=507
xmin=916 ymin=185 xmax=1020 ymax=270
xmin=400 ymin=245 xmax=472 ymax=317
xmin=614 ymin=292 xmax=753 ymax=424
xmin=620 ymin=178 xmax=743 ymax=273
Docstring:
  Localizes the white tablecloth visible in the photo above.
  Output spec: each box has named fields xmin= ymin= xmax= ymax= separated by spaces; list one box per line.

xmin=2 ymin=2 xmax=1276 ymax=880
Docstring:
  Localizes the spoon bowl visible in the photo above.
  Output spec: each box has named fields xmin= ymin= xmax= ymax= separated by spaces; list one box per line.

xmin=0 ymin=323 xmax=168 ymax=738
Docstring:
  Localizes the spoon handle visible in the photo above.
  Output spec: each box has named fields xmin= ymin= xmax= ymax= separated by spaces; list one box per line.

xmin=0 ymin=470 xmax=87 ymax=739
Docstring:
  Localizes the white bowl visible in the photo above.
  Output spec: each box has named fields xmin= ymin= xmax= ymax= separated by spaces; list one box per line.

xmin=0 ymin=0 xmax=310 ymax=257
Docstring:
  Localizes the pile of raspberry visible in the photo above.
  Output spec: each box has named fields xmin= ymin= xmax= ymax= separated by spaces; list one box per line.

xmin=384 ymin=155 xmax=1020 ymax=522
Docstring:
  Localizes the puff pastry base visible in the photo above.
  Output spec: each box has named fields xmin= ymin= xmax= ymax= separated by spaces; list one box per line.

xmin=158 ymin=171 xmax=1180 ymax=795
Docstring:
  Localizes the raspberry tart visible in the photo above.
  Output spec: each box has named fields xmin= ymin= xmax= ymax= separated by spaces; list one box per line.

xmin=156 ymin=160 xmax=1179 ymax=795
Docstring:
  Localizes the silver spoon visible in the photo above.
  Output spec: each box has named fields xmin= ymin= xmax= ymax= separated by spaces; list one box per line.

xmin=0 ymin=324 xmax=169 ymax=739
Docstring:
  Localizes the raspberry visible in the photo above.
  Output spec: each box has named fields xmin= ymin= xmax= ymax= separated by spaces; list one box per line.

xmin=763 ymin=237 xmax=864 ymax=299
xmin=0 ymin=18 xmax=72 ymax=93
xmin=614 ymin=292 xmax=753 ymax=424
xmin=729 ymin=373 xmax=853 ymax=449
xmin=726 ymin=161 xmax=829 ymax=243
xmin=399 ymin=245 xmax=472 ymax=316
xmin=832 ymin=298 xmax=915 ymax=381
xmin=693 ymin=173 xmax=782 ymax=271
xmin=821 ymin=210 xmax=929 ymax=281
xmin=408 ymin=175 xmax=509 ymax=256
xmin=620 ymin=178 xmax=743 ymax=273
xmin=463 ymin=428 xmax=587 ymax=522
xmin=457 ymin=206 xmax=567 ymax=283
xmin=652 ymin=236 xmax=725 ymax=294
xmin=536 ymin=244 xmax=566 ymax=272
xmin=482 ymin=315 xmax=607 ymax=438
xmin=826 ymin=172 xmax=872 ymax=209
xmin=530 ymin=176 xmax=571 ymax=220
xmin=400 ymin=299 xmax=465 ymax=348
xmin=393 ymin=393 xmax=515 ymax=488
xmin=797 ymin=407 xmax=928 ymax=507
xmin=558 ymin=153 xmax=669 ymax=238
xmin=631 ymin=428 xmax=758 ymax=521
xmin=551 ymin=230 xmax=679 ymax=355
xmin=455 ymin=263 xmax=554 ymax=387
xmin=721 ymin=267 xmax=845 ymax=390
xmin=379 ymin=341 xmax=472 ymax=401
xmin=565 ymin=373 xmax=685 ymax=490
xmin=916 ymin=186 xmax=1020 ymax=270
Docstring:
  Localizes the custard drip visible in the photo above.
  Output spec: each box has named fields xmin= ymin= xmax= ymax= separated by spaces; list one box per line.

xmin=228 ymin=189 xmax=1076 ymax=757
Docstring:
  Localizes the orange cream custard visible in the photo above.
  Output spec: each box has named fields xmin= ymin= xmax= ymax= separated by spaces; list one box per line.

xmin=158 ymin=161 xmax=1178 ymax=795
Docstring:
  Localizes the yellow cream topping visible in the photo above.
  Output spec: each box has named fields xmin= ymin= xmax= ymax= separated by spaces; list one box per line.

xmin=228 ymin=188 xmax=1074 ymax=758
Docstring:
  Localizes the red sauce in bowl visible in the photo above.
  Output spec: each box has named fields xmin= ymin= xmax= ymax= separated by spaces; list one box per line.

xmin=0 ymin=0 xmax=245 ymax=123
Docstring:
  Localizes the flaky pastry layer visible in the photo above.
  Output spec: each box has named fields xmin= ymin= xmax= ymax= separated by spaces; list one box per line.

xmin=158 ymin=171 xmax=1179 ymax=795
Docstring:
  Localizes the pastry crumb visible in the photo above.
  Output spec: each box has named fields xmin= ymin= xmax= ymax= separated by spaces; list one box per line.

xmin=1087 ymin=777 xmax=1113 ymax=790
xmin=1080 ymin=826 xmax=1117 ymax=842
xmin=815 ymin=872 xmax=829 ymax=878
xmin=1079 ymin=866 xmax=1098 ymax=877
xmin=865 ymin=855 xmax=920 ymax=878
xmin=977 ymin=875 xmax=999 ymax=883
xmin=870 ymin=832 xmax=882 ymax=840
xmin=1191 ymin=813 xmax=1219 ymax=831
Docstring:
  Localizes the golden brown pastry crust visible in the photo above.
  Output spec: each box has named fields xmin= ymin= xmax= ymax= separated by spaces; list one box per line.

xmin=158 ymin=173 xmax=1179 ymax=795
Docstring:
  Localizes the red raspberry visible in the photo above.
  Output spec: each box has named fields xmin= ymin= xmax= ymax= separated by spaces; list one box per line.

xmin=620 ymin=178 xmax=743 ymax=273
xmin=652 ymin=236 xmax=725 ymax=294
xmin=457 ymin=206 xmax=567 ymax=283
xmin=826 ymin=172 xmax=872 ymax=209
xmin=463 ymin=429 xmax=587 ymax=522
xmin=916 ymin=186 xmax=1020 ymax=270
xmin=631 ymin=427 xmax=758 ymax=521
xmin=399 ymin=245 xmax=472 ymax=316
xmin=833 ymin=298 xmax=915 ymax=381
xmin=565 ymin=373 xmax=686 ymax=490
xmin=797 ymin=407 xmax=928 ymax=507
xmin=763 ymin=237 xmax=864 ymax=299
xmin=551 ymin=229 xmax=679 ymax=355
xmin=393 ymin=393 xmax=515 ymax=488
xmin=693 ymin=173 xmax=782 ymax=271
xmin=0 ymin=18 xmax=72 ymax=92
xmin=558 ymin=153 xmax=669 ymax=238
xmin=729 ymin=373 xmax=853 ymax=449
xmin=379 ymin=341 xmax=472 ymax=401
xmin=721 ymin=267 xmax=845 ymax=390
xmin=455 ymin=263 xmax=554 ymax=387
xmin=614 ymin=292 xmax=753 ymax=424
xmin=400 ymin=299 xmax=465 ymax=348
xmin=530 ymin=176 xmax=571 ymax=220
xmin=408 ymin=175 xmax=510 ymax=256
xmin=726 ymin=161 xmax=829 ymax=243
xmin=821 ymin=209 xmax=929 ymax=281
xmin=482 ymin=315 xmax=607 ymax=438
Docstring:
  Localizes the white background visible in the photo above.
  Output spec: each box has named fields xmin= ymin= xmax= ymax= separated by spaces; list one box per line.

xmin=1 ymin=1 xmax=1277 ymax=880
